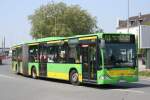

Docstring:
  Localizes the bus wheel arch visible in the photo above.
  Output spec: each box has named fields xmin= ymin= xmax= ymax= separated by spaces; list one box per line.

xmin=69 ymin=68 xmax=80 ymax=85
xmin=31 ymin=66 xmax=37 ymax=79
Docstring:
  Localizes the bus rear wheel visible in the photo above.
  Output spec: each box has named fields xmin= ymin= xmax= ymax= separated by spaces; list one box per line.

xmin=31 ymin=67 xmax=37 ymax=79
xmin=69 ymin=70 xmax=79 ymax=85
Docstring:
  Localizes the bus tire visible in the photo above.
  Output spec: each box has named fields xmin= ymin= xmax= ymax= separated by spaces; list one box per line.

xmin=69 ymin=70 xmax=80 ymax=85
xmin=31 ymin=67 xmax=37 ymax=79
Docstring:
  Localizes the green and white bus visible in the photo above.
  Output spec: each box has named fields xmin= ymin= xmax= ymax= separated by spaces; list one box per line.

xmin=12 ymin=33 xmax=138 ymax=85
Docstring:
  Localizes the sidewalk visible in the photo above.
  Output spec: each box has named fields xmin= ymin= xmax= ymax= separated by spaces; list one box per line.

xmin=138 ymin=59 xmax=146 ymax=71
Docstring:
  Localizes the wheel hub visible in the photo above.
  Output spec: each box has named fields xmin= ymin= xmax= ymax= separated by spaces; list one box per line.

xmin=72 ymin=73 xmax=78 ymax=82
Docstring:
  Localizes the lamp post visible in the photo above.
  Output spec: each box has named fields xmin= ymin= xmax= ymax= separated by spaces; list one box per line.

xmin=127 ymin=0 xmax=130 ymax=33
xmin=138 ymin=12 xmax=142 ymax=49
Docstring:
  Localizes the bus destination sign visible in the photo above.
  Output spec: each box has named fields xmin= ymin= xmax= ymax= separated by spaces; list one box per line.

xmin=103 ymin=34 xmax=134 ymax=43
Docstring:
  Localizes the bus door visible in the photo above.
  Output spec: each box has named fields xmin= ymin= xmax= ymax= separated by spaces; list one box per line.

xmin=39 ymin=44 xmax=47 ymax=77
xmin=81 ymin=43 xmax=97 ymax=82
xmin=22 ymin=44 xmax=29 ymax=75
xmin=17 ymin=47 xmax=22 ymax=73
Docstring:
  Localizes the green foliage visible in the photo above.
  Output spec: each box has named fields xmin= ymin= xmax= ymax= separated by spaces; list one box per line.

xmin=28 ymin=2 xmax=98 ymax=38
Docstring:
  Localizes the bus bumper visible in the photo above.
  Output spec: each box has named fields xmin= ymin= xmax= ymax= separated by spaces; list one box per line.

xmin=97 ymin=75 xmax=138 ymax=84
xmin=97 ymin=69 xmax=138 ymax=85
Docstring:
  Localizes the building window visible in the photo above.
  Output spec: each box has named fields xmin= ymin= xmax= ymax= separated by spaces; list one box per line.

xmin=130 ymin=20 xmax=135 ymax=26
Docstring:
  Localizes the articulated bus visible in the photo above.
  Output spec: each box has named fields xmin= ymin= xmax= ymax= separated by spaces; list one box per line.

xmin=12 ymin=33 xmax=138 ymax=85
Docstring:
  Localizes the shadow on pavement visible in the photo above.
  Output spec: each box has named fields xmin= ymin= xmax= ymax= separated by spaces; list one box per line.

xmin=82 ymin=82 xmax=150 ymax=90
xmin=39 ymin=77 xmax=71 ymax=85
xmin=25 ymin=76 xmax=150 ymax=90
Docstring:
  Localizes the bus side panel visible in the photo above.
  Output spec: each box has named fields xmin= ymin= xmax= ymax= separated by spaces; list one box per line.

xmin=47 ymin=63 xmax=82 ymax=82
xmin=28 ymin=63 xmax=39 ymax=77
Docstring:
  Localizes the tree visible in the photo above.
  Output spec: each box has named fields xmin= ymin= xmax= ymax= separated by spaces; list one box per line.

xmin=93 ymin=26 xmax=104 ymax=33
xmin=28 ymin=2 xmax=97 ymax=38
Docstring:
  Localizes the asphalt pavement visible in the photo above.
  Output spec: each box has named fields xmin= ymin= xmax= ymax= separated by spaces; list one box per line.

xmin=0 ymin=59 xmax=150 ymax=100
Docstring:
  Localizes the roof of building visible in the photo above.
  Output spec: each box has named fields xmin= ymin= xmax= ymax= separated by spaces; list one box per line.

xmin=117 ymin=13 xmax=150 ymax=29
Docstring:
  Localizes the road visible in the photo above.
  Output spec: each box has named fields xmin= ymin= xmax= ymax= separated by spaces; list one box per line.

xmin=0 ymin=60 xmax=150 ymax=100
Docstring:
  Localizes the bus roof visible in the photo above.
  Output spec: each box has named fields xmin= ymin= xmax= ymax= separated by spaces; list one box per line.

xmin=12 ymin=37 xmax=65 ymax=48
xmin=68 ymin=33 xmax=102 ymax=39
xmin=67 ymin=32 xmax=134 ymax=39
xmin=12 ymin=32 xmax=134 ymax=48
xmin=27 ymin=37 xmax=65 ymax=44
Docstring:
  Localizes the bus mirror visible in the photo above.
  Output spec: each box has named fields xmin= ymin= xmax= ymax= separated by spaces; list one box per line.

xmin=100 ymin=39 xmax=105 ymax=48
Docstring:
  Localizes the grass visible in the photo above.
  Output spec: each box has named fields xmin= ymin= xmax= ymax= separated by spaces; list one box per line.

xmin=139 ymin=70 xmax=150 ymax=77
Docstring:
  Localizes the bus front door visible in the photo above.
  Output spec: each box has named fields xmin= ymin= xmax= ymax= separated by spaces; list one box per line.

xmin=81 ymin=44 xmax=97 ymax=83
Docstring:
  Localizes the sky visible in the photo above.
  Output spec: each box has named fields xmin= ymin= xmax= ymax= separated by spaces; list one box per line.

xmin=0 ymin=0 xmax=150 ymax=47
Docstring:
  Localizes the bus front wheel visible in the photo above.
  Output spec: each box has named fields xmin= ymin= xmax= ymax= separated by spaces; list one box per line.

xmin=31 ymin=67 xmax=37 ymax=79
xmin=69 ymin=70 xmax=79 ymax=85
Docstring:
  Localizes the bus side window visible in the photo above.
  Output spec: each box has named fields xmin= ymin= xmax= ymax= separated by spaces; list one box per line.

xmin=55 ymin=43 xmax=69 ymax=63
xmin=68 ymin=45 xmax=78 ymax=64
xmin=39 ymin=44 xmax=48 ymax=63
xmin=57 ymin=45 xmax=66 ymax=63
xmin=12 ymin=50 xmax=17 ymax=61
xmin=29 ymin=46 xmax=39 ymax=62
xmin=29 ymin=49 xmax=34 ymax=62
xmin=18 ymin=48 xmax=22 ymax=61
xmin=47 ymin=46 xmax=56 ymax=63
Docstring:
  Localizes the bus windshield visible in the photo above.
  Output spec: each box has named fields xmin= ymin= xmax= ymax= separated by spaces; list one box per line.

xmin=104 ymin=43 xmax=136 ymax=68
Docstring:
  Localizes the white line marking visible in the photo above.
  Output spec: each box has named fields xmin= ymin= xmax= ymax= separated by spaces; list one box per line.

xmin=113 ymin=89 xmax=145 ymax=94
xmin=0 ymin=74 xmax=16 ymax=79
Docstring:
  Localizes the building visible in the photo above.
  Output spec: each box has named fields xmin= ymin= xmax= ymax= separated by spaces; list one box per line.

xmin=116 ymin=13 xmax=150 ymax=69
xmin=117 ymin=13 xmax=150 ymax=28
xmin=117 ymin=13 xmax=150 ymax=48
xmin=0 ymin=48 xmax=10 ymax=56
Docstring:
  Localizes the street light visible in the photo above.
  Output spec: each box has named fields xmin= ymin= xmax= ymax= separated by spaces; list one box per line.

xmin=138 ymin=12 xmax=142 ymax=49
xmin=127 ymin=0 xmax=130 ymax=33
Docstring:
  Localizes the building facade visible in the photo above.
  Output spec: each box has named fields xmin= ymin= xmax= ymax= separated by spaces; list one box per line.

xmin=116 ymin=13 xmax=150 ymax=69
